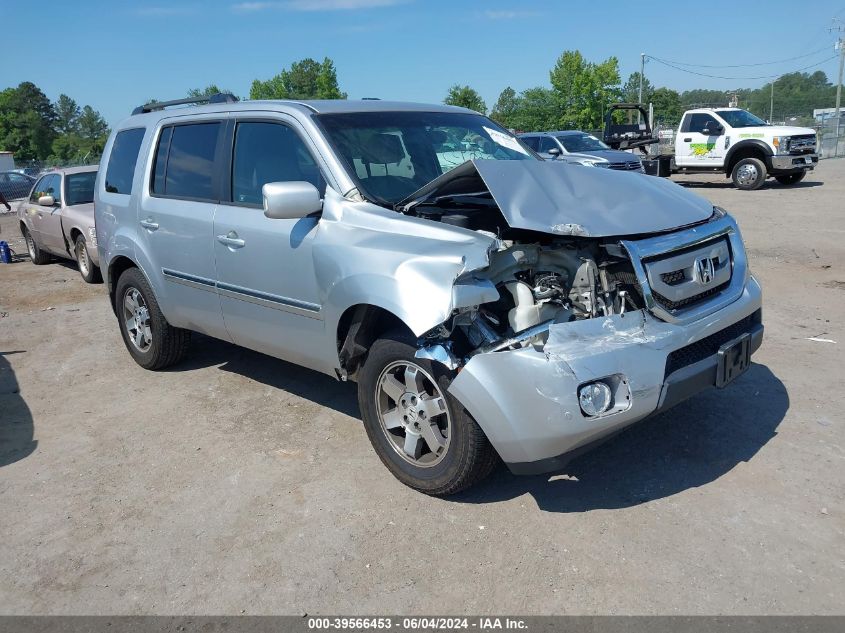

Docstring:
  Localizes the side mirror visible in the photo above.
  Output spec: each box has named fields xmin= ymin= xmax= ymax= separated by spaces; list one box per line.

xmin=547 ymin=147 xmax=562 ymax=157
xmin=703 ymin=125 xmax=724 ymax=136
xmin=262 ymin=181 xmax=322 ymax=220
xmin=38 ymin=195 xmax=55 ymax=206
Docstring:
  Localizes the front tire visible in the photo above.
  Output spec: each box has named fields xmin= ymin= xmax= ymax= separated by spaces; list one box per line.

xmin=775 ymin=171 xmax=806 ymax=186
xmin=115 ymin=267 xmax=190 ymax=370
xmin=731 ymin=157 xmax=766 ymax=190
xmin=22 ymin=226 xmax=50 ymax=264
xmin=74 ymin=235 xmax=102 ymax=283
xmin=357 ymin=331 xmax=497 ymax=496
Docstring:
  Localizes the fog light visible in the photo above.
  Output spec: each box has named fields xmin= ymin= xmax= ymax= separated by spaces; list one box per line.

xmin=579 ymin=381 xmax=613 ymax=417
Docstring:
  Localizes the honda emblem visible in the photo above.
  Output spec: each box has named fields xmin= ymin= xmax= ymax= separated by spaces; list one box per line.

xmin=695 ymin=257 xmax=715 ymax=285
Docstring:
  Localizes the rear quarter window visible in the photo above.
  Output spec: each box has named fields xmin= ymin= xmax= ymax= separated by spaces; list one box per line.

xmin=105 ymin=128 xmax=145 ymax=195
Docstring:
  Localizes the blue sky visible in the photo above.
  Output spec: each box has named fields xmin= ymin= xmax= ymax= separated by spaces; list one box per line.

xmin=2 ymin=0 xmax=844 ymax=126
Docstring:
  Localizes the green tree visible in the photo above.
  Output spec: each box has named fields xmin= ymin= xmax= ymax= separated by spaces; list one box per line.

xmin=680 ymin=89 xmax=729 ymax=109
xmin=490 ymin=87 xmax=519 ymax=128
xmin=316 ymin=58 xmax=345 ymax=99
xmin=444 ymin=84 xmax=486 ymax=113
xmin=0 ymin=82 xmax=57 ymax=160
xmin=250 ymin=57 xmax=346 ymax=100
xmin=621 ymin=72 xmax=653 ymax=104
xmin=549 ymin=50 xmax=621 ymax=130
xmin=77 ymin=105 xmax=109 ymax=140
xmin=187 ymin=84 xmax=237 ymax=100
xmin=650 ymin=87 xmax=683 ymax=127
xmin=509 ymin=87 xmax=558 ymax=132
xmin=55 ymin=94 xmax=81 ymax=135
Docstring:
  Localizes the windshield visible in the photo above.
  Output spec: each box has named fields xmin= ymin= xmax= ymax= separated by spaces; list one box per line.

xmin=316 ymin=111 xmax=535 ymax=206
xmin=65 ymin=171 xmax=97 ymax=205
xmin=558 ymin=134 xmax=609 ymax=152
xmin=716 ymin=109 xmax=768 ymax=128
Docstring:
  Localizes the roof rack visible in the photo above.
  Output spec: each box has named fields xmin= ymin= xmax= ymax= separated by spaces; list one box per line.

xmin=132 ymin=92 xmax=239 ymax=115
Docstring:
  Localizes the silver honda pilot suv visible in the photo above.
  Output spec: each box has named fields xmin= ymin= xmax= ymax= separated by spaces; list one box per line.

xmin=95 ymin=95 xmax=763 ymax=495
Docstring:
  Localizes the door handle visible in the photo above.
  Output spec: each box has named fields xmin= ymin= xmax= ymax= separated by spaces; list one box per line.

xmin=683 ymin=137 xmax=692 ymax=142
xmin=140 ymin=218 xmax=159 ymax=231
xmin=217 ymin=231 xmax=245 ymax=248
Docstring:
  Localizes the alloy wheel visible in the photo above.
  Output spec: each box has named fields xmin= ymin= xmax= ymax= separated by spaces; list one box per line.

xmin=375 ymin=361 xmax=451 ymax=467
xmin=123 ymin=287 xmax=152 ymax=352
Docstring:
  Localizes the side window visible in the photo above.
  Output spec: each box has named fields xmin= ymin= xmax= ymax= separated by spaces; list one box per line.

xmin=679 ymin=115 xmax=691 ymax=134
xmin=152 ymin=122 xmax=220 ymax=200
xmin=105 ymin=128 xmax=145 ymax=194
xmin=689 ymin=113 xmax=717 ymax=134
xmin=538 ymin=137 xmax=559 ymax=153
xmin=151 ymin=126 xmax=173 ymax=194
xmin=31 ymin=175 xmax=59 ymax=203
xmin=521 ymin=136 xmax=540 ymax=151
xmin=30 ymin=176 xmax=49 ymax=202
xmin=231 ymin=121 xmax=323 ymax=206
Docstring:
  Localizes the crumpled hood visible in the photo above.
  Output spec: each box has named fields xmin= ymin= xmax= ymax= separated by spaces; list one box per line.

xmin=401 ymin=159 xmax=714 ymax=238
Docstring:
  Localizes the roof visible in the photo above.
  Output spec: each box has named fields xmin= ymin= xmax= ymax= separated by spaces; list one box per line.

xmin=130 ymin=99 xmax=474 ymax=118
xmin=517 ymin=130 xmax=589 ymax=137
xmin=42 ymin=165 xmax=99 ymax=176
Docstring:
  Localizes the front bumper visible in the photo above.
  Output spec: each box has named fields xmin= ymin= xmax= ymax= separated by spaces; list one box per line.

xmin=770 ymin=153 xmax=817 ymax=172
xmin=448 ymin=276 xmax=763 ymax=475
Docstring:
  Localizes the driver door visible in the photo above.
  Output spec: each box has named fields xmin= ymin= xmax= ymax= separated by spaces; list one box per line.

xmin=213 ymin=117 xmax=327 ymax=372
xmin=676 ymin=113 xmax=725 ymax=168
xmin=29 ymin=173 xmax=66 ymax=255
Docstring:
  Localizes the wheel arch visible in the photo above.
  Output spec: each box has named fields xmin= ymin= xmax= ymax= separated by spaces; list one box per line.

xmin=725 ymin=140 xmax=771 ymax=174
xmin=107 ymin=255 xmax=140 ymax=313
xmin=336 ymin=303 xmax=414 ymax=378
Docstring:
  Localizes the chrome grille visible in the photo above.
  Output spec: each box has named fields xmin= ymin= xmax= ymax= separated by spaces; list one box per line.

xmin=643 ymin=237 xmax=732 ymax=314
xmin=789 ymin=134 xmax=816 ymax=154
xmin=608 ymin=161 xmax=643 ymax=171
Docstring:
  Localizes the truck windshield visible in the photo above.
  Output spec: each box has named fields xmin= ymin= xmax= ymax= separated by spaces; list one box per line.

xmin=65 ymin=171 xmax=97 ymax=205
xmin=316 ymin=111 xmax=535 ymax=206
xmin=717 ymin=110 xmax=768 ymax=128
xmin=558 ymin=134 xmax=609 ymax=152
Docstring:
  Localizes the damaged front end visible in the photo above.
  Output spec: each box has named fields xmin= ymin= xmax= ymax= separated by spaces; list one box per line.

xmin=400 ymin=161 xmax=763 ymax=474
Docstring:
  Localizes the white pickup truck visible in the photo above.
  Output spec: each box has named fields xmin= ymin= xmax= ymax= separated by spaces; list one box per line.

xmin=672 ymin=107 xmax=818 ymax=190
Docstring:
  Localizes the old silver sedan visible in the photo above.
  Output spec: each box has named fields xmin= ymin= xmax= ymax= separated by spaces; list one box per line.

xmin=18 ymin=165 xmax=101 ymax=283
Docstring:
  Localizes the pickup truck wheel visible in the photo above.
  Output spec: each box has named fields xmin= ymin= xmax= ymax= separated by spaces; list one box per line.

xmin=775 ymin=172 xmax=806 ymax=185
xmin=74 ymin=235 xmax=102 ymax=283
xmin=115 ymin=267 xmax=190 ymax=370
xmin=731 ymin=157 xmax=766 ymax=190
xmin=357 ymin=332 xmax=497 ymax=496
xmin=23 ymin=226 xmax=50 ymax=265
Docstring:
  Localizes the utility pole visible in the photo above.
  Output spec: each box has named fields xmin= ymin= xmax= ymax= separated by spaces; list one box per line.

xmin=638 ymin=53 xmax=645 ymax=104
xmin=831 ymin=19 xmax=844 ymax=158
xmin=638 ymin=53 xmax=646 ymax=123
xmin=835 ymin=35 xmax=844 ymax=122
xmin=770 ymin=79 xmax=775 ymax=123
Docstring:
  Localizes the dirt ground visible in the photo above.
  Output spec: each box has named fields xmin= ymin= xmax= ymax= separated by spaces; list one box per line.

xmin=1 ymin=161 xmax=843 ymax=615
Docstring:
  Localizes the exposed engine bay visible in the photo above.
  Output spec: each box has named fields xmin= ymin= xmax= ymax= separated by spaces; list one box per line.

xmin=421 ymin=234 xmax=644 ymax=362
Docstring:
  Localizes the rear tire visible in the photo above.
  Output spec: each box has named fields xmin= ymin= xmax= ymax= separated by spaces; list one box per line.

xmin=115 ymin=267 xmax=190 ymax=370
xmin=731 ymin=157 xmax=766 ymax=190
xmin=357 ymin=330 xmax=498 ymax=496
xmin=74 ymin=235 xmax=102 ymax=283
xmin=775 ymin=172 xmax=806 ymax=186
xmin=22 ymin=226 xmax=50 ymax=264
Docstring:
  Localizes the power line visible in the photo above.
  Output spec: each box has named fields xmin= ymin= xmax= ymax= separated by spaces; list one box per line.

xmin=645 ymin=54 xmax=839 ymax=81
xmin=646 ymin=46 xmax=832 ymax=69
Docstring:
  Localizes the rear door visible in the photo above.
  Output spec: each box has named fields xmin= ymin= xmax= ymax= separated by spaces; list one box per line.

xmin=212 ymin=116 xmax=327 ymax=371
xmin=137 ymin=118 xmax=230 ymax=340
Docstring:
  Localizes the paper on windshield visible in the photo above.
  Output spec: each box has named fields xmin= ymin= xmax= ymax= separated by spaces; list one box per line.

xmin=483 ymin=126 xmax=529 ymax=155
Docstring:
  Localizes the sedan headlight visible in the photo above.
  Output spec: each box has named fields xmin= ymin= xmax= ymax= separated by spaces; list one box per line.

xmin=772 ymin=136 xmax=791 ymax=155
xmin=574 ymin=159 xmax=608 ymax=167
